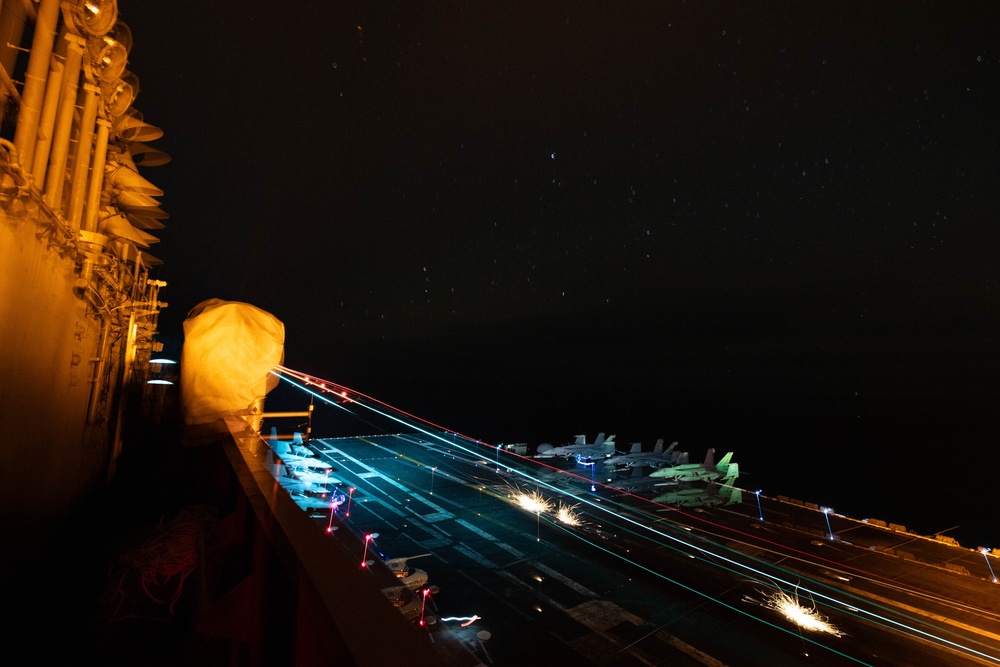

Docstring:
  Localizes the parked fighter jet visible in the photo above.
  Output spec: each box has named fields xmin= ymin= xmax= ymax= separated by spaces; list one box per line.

xmin=652 ymin=473 xmax=742 ymax=507
xmin=604 ymin=439 xmax=685 ymax=469
xmin=291 ymin=491 xmax=346 ymax=511
xmin=534 ymin=433 xmax=617 ymax=462
xmin=605 ymin=465 xmax=679 ymax=493
xmin=266 ymin=449 xmax=340 ymax=492
xmin=385 ymin=554 xmax=431 ymax=591
xmin=381 ymin=585 xmax=423 ymax=621
xmin=649 ymin=449 xmax=736 ymax=483
xmin=268 ymin=427 xmax=333 ymax=470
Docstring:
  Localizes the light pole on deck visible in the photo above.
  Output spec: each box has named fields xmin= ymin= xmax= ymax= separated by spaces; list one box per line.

xmin=821 ymin=507 xmax=835 ymax=540
xmin=420 ymin=588 xmax=431 ymax=626
xmin=755 ymin=490 xmax=764 ymax=522
xmin=326 ymin=495 xmax=339 ymax=534
xmin=430 ymin=467 xmax=437 ymax=495
xmin=361 ymin=532 xmax=378 ymax=568
xmin=980 ymin=547 xmax=998 ymax=583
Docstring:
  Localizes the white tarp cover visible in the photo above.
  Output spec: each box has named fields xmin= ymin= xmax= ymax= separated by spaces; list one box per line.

xmin=181 ymin=299 xmax=284 ymax=437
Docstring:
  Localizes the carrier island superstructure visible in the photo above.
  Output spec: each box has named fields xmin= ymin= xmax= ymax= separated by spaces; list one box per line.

xmin=0 ymin=0 xmax=168 ymax=531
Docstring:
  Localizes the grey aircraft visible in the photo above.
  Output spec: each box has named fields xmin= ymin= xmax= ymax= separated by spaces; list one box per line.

xmin=603 ymin=439 xmax=687 ymax=469
xmin=534 ymin=433 xmax=617 ymax=463
xmin=652 ymin=473 xmax=742 ymax=507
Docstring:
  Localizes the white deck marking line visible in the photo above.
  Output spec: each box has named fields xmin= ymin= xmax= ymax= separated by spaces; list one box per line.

xmin=455 ymin=518 xmax=499 ymax=542
xmin=655 ymin=630 xmax=730 ymax=667
xmin=325 ymin=446 xmax=411 ymax=493
xmin=452 ymin=543 xmax=499 ymax=569
xmin=454 ymin=518 xmax=527 ymax=558
xmin=495 ymin=541 xmax=527 ymax=559
xmin=417 ymin=537 xmax=451 ymax=550
xmin=409 ymin=499 xmax=456 ymax=519
xmin=423 ymin=521 xmax=453 ymax=538
xmin=350 ymin=501 xmax=402 ymax=526
xmin=411 ymin=494 xmax=453 ymax=514
xmin=361 ymin=482 xmax=412 ymax=508
xmin=535 ymin=590 xmax=568 ymax=612
xmin=496 ymin=569 xmax=532 ymax=590
xmin=531 ymin=561 xmax=599 ymax=598
xmin=361 ymin=473 xmax=411 ymax=493
xmin=410 ymin=519 xmax=452 ymax=541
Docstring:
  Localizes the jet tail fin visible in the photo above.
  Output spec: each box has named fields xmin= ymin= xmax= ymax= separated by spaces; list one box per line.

xmin=716 ymin=451 xmax=734 ymax=471
xmin=629 ymin=442 xmax=642 ymax=454
xmin=385 ymin=554 xmax=432 ymax=572
xmin=703 ymin=448 xmax=716 ymax=468
xmin=652 ymin=439 xmax=664 ymax=454
xmin=719 ymin=468 xmax=742 ymax=505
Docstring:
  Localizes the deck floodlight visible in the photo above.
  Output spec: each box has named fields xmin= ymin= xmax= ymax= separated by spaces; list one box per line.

xmin=128 ymin=141 xmax=171 ymax=167
xmin=99 ymin=212 xmax=158 ymax=247
xmin=66 ymin=0 xmax=119 ymax=37
xmin=113 ymin=109 xmax=163 ymax=142
xmin=88 ymin=24 xmax=130 ymax=82
xmin=125 ymin=213 xmax=166 ymax=229
xmin=107 ymin=21 xmax=132 ymax=53
xmin=107 ymin=162 xmax=163 ymax=195
xmin=101 ymin=72 xmax=138 ymax=117
xmin=113 ymin=189 xmax=159 ymax=211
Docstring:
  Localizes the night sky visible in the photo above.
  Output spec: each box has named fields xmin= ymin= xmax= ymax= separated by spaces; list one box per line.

xmin=122 ymin=2 xmax=998 ymax=547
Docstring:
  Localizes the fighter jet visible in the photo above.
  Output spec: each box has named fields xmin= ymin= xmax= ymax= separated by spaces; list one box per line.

xmin=290 ymin=468 xmax=342 ymax=487
xmin=268 ymin=428 xmax=333 ymax=469
xmin=280 ymin=453 xmax=333 ymax=470
xmin=649 ymin=449 xmax=736 ymax=483
xmin=652 ymin=473 xmax=742 ymax=507
xmin=266 ymin=449 xmax=340 ymax=492
xmin=605 ymin=465 xmax=679 ymax=493
xmin=534 ymin=433 xmax=617 ymax=462
xmin=385 ymin=554 xmax=431 ymax=591
xmin=603 ymin=439 xmax=685 ymax=469
xmin=291 ymin=491 xmax=346 ymax=511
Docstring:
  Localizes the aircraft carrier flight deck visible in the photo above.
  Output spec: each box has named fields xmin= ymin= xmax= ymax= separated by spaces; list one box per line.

xmin=246 ymin=427 xmax=1000 ymax=667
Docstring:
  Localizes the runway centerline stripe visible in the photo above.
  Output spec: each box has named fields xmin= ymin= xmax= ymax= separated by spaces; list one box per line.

xmin=531 ymin=561 xmax=599 ymax=598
